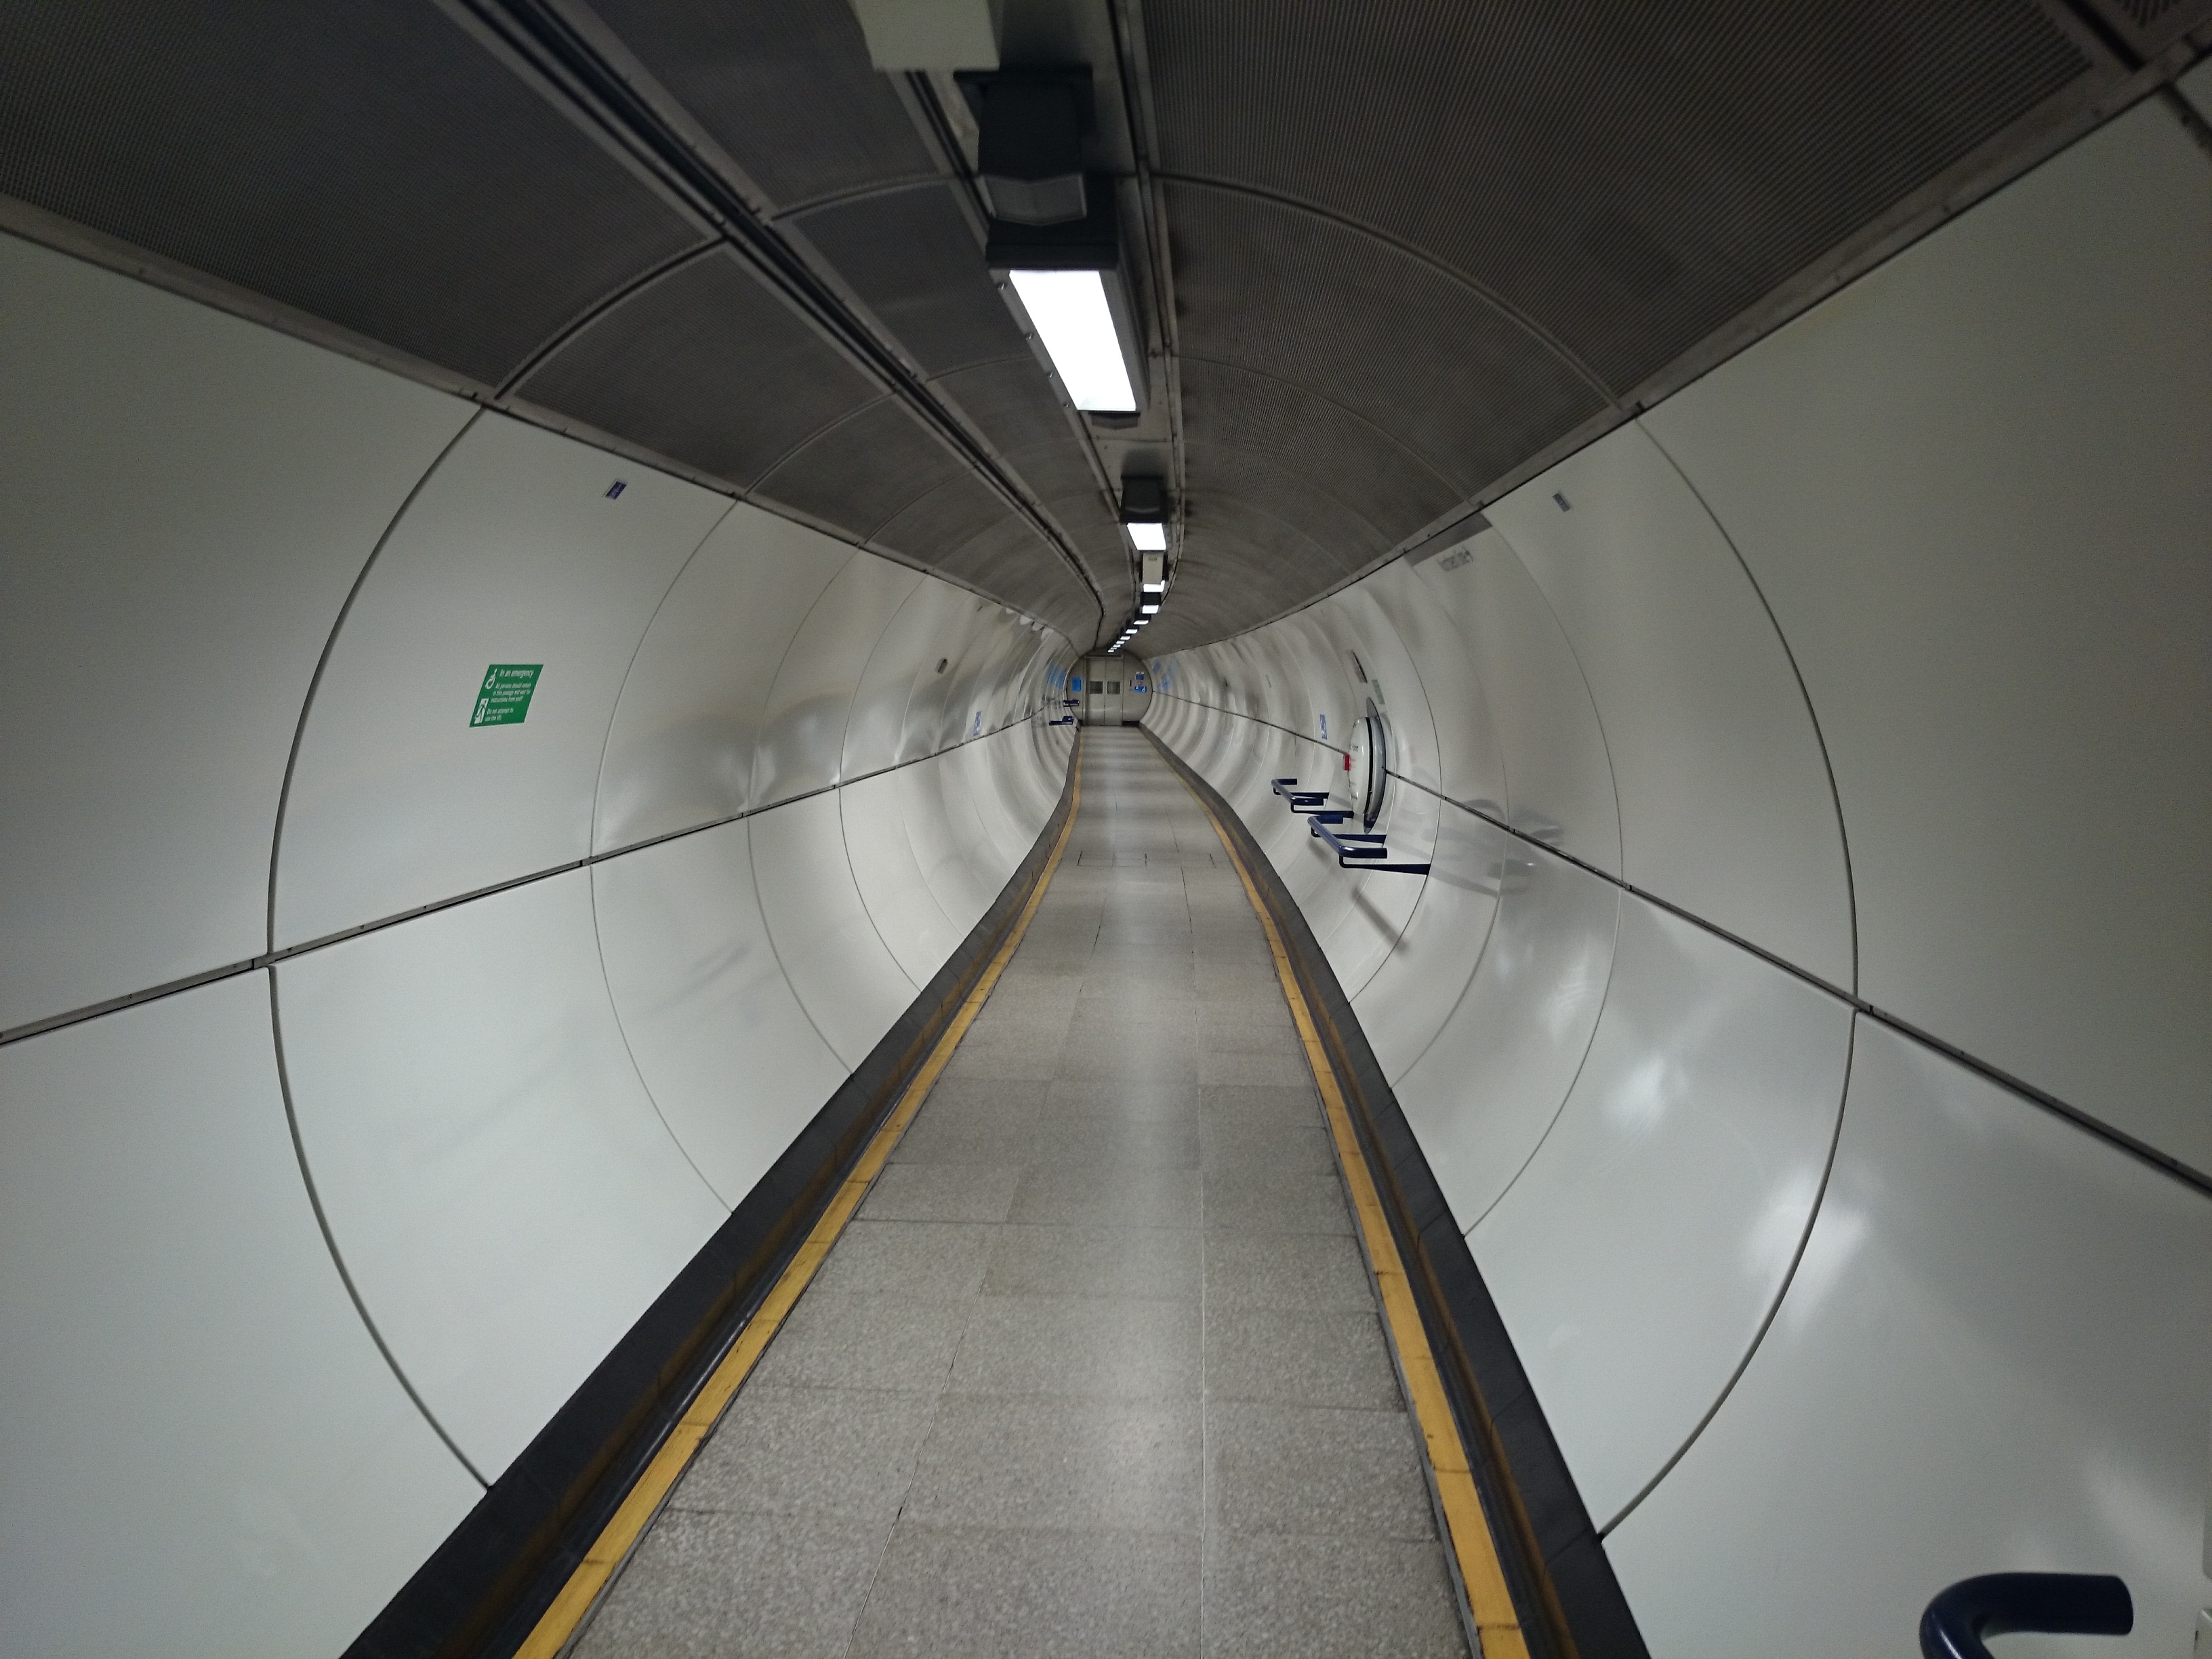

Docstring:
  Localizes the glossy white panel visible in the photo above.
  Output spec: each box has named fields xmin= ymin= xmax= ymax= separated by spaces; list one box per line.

xmin=0 ymin=234 xmax=470 ymax=1029
xmin=1313 ymin=777 xmax=1439 ymax=1001
xmin=753 ymin=790 xmax=920 ymax=1067
xmin=276 ymin=416 xmax=727 ymax=946
xmin=754 ymin=554 xmax=922 ymax=805
xmin=847 ymin=579 xmax=971 ymax=776
xmin=900 ymin=752 xmax=995 ymax=939
xmin=1489 ymin=425 xmax=1853 ymax=987
xmin=594 ymin=505 xmax=850 ymax=853
xmin=1644 ymin=102 xmax=2211 ymax=1170
xmin=1473 ymin=897 xmax=1851 ymax=1525
xmin=1352 ymin=807 xmax=1511 ymax=1084
xmin=593 ymin=819 xmax=850 ymax=1208
xmin=279 ymin=870 xmax=726 ymax=1475
xmin=1610 ymin=1020 xmax=2212 ymax=1658
xmin=965 ymin=726 xmax=1032 ymax=872
xmin=1396 ymin=838 xmax=1620 ymax=1229
xmin=841 ymin=766 xmax=963 ymax=985
xmin=0 ymin=975 xmax=478 ymax=1657
xmin=1370 ymin=560 xmax=1498 ymax=802
xmin=1414 ymin=531 xmax=1621 ymax=875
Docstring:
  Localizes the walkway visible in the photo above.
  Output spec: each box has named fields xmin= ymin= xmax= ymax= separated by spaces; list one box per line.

xmin=573 ymin=729 xmax=1469 ymax=1658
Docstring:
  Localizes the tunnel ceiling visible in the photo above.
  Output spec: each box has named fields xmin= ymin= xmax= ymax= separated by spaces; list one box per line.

xmin=0 ymin=0 xmax=2196 ymax=653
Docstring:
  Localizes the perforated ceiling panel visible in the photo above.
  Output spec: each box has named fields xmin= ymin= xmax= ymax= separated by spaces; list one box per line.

xmin=0 ymin=0 xmax=705 ymax=386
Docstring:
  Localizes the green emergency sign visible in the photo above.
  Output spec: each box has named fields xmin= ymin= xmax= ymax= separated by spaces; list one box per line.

xmin=471 ymin=663 xmax=542 ymax=726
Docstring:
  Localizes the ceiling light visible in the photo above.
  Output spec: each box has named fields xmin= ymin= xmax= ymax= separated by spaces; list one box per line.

xmin=1141 ymin=602 xmax=1160 ymax=614
xmin=1008 ymin=269 xmax=1136 ymax=412
xmin=1125 ymin=521 xmax=1166 ymax=552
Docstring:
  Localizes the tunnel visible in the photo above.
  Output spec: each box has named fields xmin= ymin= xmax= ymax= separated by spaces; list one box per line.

xmin=1 ymin=3 xmax=2208 ymax=1656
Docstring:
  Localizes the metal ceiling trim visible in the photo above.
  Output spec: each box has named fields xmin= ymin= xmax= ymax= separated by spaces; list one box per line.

xmin=1108 ymin=0 xmax=1190 ymax=598
xmin=438 ymin=0 xmax=1109 ymax=632
xmin=1156 ymin=173 xmax=1623 ymax=409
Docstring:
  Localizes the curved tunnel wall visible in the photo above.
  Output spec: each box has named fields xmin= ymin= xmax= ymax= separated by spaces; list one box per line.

xmin=0 ymin=228 xmax=1077 ymax=1655
xmin=1143 ymin=91 xmax=2212 ymax=1659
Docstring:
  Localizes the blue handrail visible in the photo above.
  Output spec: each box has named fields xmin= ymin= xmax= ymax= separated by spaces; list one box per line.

xmin=1919 ymin=1574 xmax=2131 ymax=1659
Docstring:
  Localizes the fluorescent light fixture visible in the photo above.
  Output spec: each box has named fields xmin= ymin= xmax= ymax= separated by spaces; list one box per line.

xmin=1008 ymin=269 xmax=1136 ymax=412
xmin=1124 ymin=520 xmax=1166 ymax=552
xmin=1141 ymin=581 xmax=1164 ymax=594
xmin=1141 ymin=602 xmax=1160 ymax=614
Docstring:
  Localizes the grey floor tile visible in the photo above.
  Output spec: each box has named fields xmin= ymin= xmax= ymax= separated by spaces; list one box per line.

xmin=1204 ymin=1305 xmax=1403 ymax=1410
xmin=1032 ymin=1116 xmax=1201 ymax=1168
xmin=1204 ymin=1231 xmax=1376 ymax=1312
xmin=674 ymin=1383 xmax=937 ymax=1522
xmin=1047 ymin=1075 xmax=1202 ymax=1122
xmin=1198 ymin=1048 xmax=1316 ymax=1087
xmin=949 ymin=1295 xmax=1202 ymax=1400
xmin=752 ymin=1293 xmax=966 ymax=1393
xmin=1012 ymin=1162 xmax=1202 ymax=1229
xmin=914 ymin=1076 xmax=1051 ymax=1118
xmin=859 ymin=1162 xmax=1023 ymax=1223
xmin=1200 ymin=1083 xmax=1324 ymax=1134
xmin=983 ymin=1224 xmax=1201 ymax=1301
xmin=575 ymin=1509 xmax=888 ymax=1659
xmin=1206 ymin=1401 xmax=1435 ymax=1541
xmin=809 ymin=1220 xmax=996 ymax=1300
xmin=1202 ymin=1531 xmax=1468 ymax=1659
xmin=1058 ymin=1038 xmax=1199 ymax=1087
xmin=848 ymin=1522 xmax=1198 ymax=1658
xmin=905 ymin=1393 xmax=1201 ymax=1532
xmin=943 ymin=1037 xmax=1065 ymax=1081
xmin=1202 ymin=1167 xmax=1354 ymax=1235
xmin=890 ymin=1111 xmax=1042 ymax=1166
xmin=1202 ymin=1120 xmax=1334 ymax=1173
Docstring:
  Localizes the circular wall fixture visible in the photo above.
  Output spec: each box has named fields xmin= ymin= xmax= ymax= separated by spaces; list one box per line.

xmin=1353 ymin=697 xmax=1389 ymax=830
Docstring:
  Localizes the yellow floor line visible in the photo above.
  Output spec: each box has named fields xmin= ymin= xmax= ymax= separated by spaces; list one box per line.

xmin=1176 ymin=762 xmax=1532 ymax=1659
xmin=516 ymin=735 xmax=1086 ymax=1659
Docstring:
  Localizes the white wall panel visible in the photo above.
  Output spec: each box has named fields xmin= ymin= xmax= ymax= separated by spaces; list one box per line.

xmin=0 ymin=232 xmax=470 ymax=1029
xmin=592 ymin=818 xmax=850 ymax=1208
xmin=753 ymin=790 xmax=920 ymax=1067
xmin=1609 ymin=1020 xmax=2212 ymax=1658
xmin=0 ymin=975 xmax=480 ymax=1658
xmin=1395 ymin=839 xmax=1620 ymax=1230
xmin=1473 ymin=897 xmax=1851 ymax=1528
xmin=1643 ymin=100 xmax=2212 ymax=1170
xmin=899 ymin=751 xmax=996 ymax=939
xmin=276 ymin=415 xmax=727 ymax=947
xmin=1414 ymin=532 xmax=1622 ymax=874
xmin=846 ymin=579 xmax=970 ymax=776
xmin=594 ymin=505 xmax=850 ymax=853
xmin=278 ymin=870 xmax=726 ymax=1477
xmin=754 ymin=554 xmax=921 ymax=805
xmin=1353 ymin=808 xmax=1511 ymax=1084
xmin=1368 ymin=556 xmax=1507 ymax=808
xmin=840 ymin=766 xmax=964 ymax=985
xmin=1488 ymin=425 xmax=1853 ymax=988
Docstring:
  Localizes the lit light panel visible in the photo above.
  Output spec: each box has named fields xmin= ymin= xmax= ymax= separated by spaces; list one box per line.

xmin=1008 ymin=269 xmax=1137 ymax=412
xmin=1125 ymin=521 xmax=1166 ymax=551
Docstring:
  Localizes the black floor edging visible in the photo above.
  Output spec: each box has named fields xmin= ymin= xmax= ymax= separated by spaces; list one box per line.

xmin=347 ymin=735 xmax=1082 ymax=1659
xmin=1142 ymin=728 xmax=1651 ymax=1659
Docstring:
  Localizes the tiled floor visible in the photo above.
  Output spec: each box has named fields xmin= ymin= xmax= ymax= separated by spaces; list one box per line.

xmin=574 ymin=730 xmax=1469 ymax=1658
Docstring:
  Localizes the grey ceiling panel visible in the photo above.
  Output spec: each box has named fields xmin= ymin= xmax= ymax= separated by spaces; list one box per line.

xmin=1145 ymin=0 xmax=2087 ymax=393
xmin=0 ymin=0 xmax=703 ymax=386
xmin=1165 ymin=182 xmax=1607 ymax=497
xmin=874 ymin=474 xmax=1012 ymax=566
xmin=516 ymin=251 xmax=879 ymax=489
xmin=754 ymin=398 xmax=968 ymax=537
xmin=586 ymin=0 xmax=934 ymax=209
xmin=1177 ymin=359 xmax=1465 ymax=547
xmin=933 ymin=518 xmax=1084 ymax=630
xmin=794 ymin=184 xmax=1028 ymax=376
